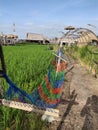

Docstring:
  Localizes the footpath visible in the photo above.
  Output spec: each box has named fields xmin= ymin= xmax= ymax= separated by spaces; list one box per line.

xmin=48 ymin=62 xmax=98 ymax=130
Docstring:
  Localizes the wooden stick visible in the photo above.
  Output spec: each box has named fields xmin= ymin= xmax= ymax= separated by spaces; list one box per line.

xmin=53 ymin=53 xmax=68 ymax=62
xmin=56 ymin=44 xmax=63 ymax=74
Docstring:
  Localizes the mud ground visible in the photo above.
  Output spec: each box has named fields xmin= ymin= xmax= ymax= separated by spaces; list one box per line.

xmin=47 ymin=62 xmax=98 ymax=130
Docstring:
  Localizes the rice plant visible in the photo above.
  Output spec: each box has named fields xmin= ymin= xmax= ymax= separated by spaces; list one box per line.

xmin=0 ymin=44 xmax=52 ymax=130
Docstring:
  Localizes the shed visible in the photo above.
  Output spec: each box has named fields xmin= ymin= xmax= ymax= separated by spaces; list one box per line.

xmin=26 ymin=33 xmax=49 ymax=44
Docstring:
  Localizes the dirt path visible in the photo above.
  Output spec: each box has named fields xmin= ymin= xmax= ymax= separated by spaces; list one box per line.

xmin=48 ymin=63 xmax=98 ymax=130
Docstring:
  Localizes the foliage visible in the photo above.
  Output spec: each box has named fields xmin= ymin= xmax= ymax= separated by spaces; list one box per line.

xmin=65 ymin=45 xmax=98 ymax=72
xmin=0 ymin=44 xmax=52 ymax=130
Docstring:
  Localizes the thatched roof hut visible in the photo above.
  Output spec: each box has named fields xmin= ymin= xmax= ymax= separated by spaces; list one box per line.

xmin=4 ymin=34 xmax=18 ymax=45
xmin=0 ymin=33 xmax=18 ymax=45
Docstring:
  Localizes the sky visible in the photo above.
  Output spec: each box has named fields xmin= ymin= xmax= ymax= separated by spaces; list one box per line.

xmin=0 ymin=0 xmax=98 ymax=39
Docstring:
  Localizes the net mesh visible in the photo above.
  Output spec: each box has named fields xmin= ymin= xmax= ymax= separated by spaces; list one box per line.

xmin=4 ymin=48 xmax=67 ymax=108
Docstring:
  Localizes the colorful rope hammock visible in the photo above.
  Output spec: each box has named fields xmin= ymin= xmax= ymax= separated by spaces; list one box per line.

xmin=2 ymin=44 xmax=67 ymax=108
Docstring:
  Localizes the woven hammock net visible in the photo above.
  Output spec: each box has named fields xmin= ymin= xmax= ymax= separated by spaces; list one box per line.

xmin=4 ymin=47 xmax=68 ymax=108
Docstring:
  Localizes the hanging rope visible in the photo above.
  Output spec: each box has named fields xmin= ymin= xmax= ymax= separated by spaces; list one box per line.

xmin=2 ymin=44 xmax=68 ymax=108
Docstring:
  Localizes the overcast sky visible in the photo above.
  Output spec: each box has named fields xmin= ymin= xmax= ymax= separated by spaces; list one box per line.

xmin=0 ymin=0 xmax=98 ymax=39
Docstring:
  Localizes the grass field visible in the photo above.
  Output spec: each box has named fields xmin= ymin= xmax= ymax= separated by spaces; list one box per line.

xmin=0 ymin=44 xmax=53 ymax=130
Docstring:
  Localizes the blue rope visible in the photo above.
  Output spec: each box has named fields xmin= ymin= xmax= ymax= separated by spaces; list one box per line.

xmin=3 ymin=73 xmax=61 ymax=108
xmin=4 ymin=73 xmax=34 ymax=103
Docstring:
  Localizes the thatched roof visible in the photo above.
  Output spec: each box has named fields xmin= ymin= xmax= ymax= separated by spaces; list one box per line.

xmin=64 ymin=26 xmax=75 ymax=30
xmin=26 ymin=33 xmax=49 ymax=41
xmin=6 ymin=34 xmax=18 ymax=39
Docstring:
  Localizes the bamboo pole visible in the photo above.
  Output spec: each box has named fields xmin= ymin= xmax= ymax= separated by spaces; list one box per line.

xmin=53 ymin=53 xmax=68 ymax=62
xmin=1 ymin=99 xmax=59 ymax=119
xmin=56 ymin=43 xmax=63 ymax=73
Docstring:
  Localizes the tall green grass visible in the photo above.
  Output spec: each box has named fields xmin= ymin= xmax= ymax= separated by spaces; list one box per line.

xmin=0 ymin=44 xmax=52 ymax=130
xmin=65 ymin=45 xmax=98 ymax=71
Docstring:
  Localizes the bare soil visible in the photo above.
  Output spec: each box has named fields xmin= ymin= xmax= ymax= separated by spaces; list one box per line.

xmin=47 ymin=62 xmax=98 ymax=130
